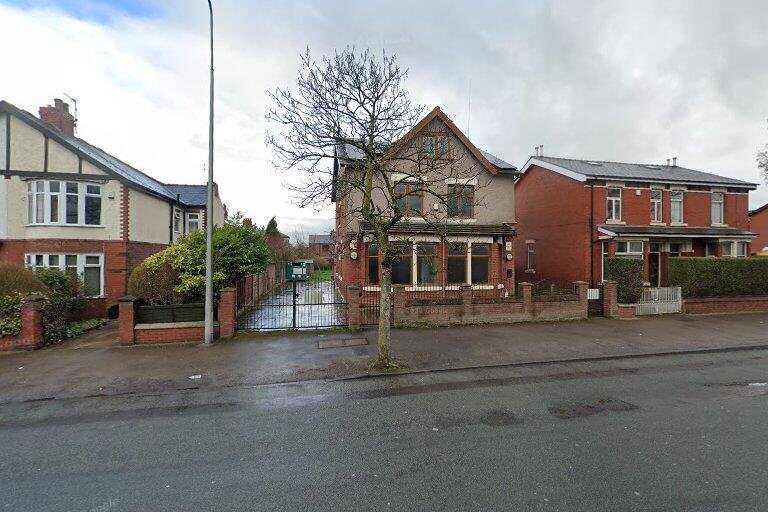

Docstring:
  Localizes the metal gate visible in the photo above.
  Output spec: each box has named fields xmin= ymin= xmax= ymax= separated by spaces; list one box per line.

xmin=587 ymin=288 xmax=603 ymax=316
xmin=237 ymin=280 xmax=349 ymax=331
xmin=635 ymin=286 xmax=682 ymax=316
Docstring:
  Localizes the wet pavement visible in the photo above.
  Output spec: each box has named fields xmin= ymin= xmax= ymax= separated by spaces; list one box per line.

xmin=1 ymin=312 xmax=768 ymax=404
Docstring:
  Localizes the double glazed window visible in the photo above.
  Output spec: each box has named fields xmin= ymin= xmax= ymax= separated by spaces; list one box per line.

xmin=390 ymin=243 xmax=412 ymax=285
xmin=424 ymin=135 xmax=449 ymax=159
xmin=367 ymin=243 xmax=379 ymax=284
xmin=187 ymin=212 xmax=201 ymax=233
xmin=27 ymin=180 xmax=102 ymax=226
xmin=650 ymin=189 xmax=662 ymax=222
xmin=616 ymin=241 xmax=643 ymax=259
xmin=394 ymin=183 xmax=423 ymax=216
xmin=526 ymin=242 xmax=536 ymax=271
xmin=711 ymin=192 xmax=724 ymax=225
xmin=447 ymin=242 xmax=467 ymax=284
xmin=173 ymin=208 xmax=182 ymax=233
xmin=670 ymin=191 xmax=684 ymax=223
xmin=606 ymin=187 xmax=621 ymax=221
xmin=416 ymin=244 xmax=438 ymax=284
xmin=25 ymin=253 xmax=103 ymax=297
xmin=720 ymin=241 xmax=748 ymax=258
xmin=447 ymin=185 xmax=474 ymax=218
xmin=470 ymin=244 xmax=490 ymax=284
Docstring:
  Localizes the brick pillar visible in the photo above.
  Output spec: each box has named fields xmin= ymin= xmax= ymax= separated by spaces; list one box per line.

xmin=601 ymin=281 xmax=618 ymax=319
xmin=18 ymin=296 xmax=44 ymax=350
xmin=218 ymin=287 xmax=236 ymax=339
xmin=460 ymin=284 xmax=472 ymax=320
xmin=574 ymin=281 xmax=589 ymax=318
xmin=392 ymin=285 xmax=406 ymax=326
xmin=519 ymin=282 xmax=533 ymax=317
xmin=348 ymin=285 xmax=361 ymax=330
xmin=118 ymin=296 xmax=136 ymax=346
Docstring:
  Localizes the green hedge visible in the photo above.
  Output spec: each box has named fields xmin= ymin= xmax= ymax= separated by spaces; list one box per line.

xmin=604 ymin=257 xmax=644 ymax=304
xmin=670 ymin=257 xmax=768 ymax=298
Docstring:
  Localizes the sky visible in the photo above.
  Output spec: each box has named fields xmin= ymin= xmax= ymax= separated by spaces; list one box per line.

xmin=2 ymin=0 xmax=768 ymax=238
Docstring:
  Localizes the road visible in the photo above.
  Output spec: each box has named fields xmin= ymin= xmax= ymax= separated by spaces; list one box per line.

xmin=3 ymin=349 xmax=768 ymax=511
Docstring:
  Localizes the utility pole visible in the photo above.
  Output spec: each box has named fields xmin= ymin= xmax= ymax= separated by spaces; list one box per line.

xmin=204 ymin=0 xmax=215 ymax=344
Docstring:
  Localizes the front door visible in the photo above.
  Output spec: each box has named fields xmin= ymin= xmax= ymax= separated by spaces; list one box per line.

xmin=649 ymin=252 xmax=660 ymax=287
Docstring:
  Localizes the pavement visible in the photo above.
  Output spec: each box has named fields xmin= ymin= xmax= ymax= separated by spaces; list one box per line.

xmin=3 ymin=348 xmax=768 ymax=510
xmin=1 ymin=312 xmax=768 ymax=404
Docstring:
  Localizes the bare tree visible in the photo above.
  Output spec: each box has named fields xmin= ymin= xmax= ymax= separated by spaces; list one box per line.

xmin=759 ymin=119 xmax=768 ymax=183
xmin=267 ymin=47 xmax=488 ymax=369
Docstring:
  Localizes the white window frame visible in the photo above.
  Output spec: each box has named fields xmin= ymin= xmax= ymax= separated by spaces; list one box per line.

xmin=526 ymin=241 xmax=535 ymax=272
xmin=173 ymin=208 xmax=182 ymax=233
xmin=650 ymin=189 xmax=663 ymax=223
xmin=606 ymin=187 xmax=622 ymax=222
xmin=615 ymin=240 xmax=644 ymax=259
xmin=24 ymin=253 xmax=105 ymax=298
xmin=670 ymin=190 xmax=684 ymax=224
xmin=719 ymin=240 xmax=748 ymax=258
xmin=398 ymin=239 xmax=495 ymax=290
xmin=26 ymin=180 xmax=103 ymax=227
xmin=711 ymin=192 xmax=725 ymax=226
xmin=186 ymin=211 xmax=201 ymax=233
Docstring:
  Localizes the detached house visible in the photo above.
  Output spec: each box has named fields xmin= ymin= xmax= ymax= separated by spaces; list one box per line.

xmin=332 ymin=107 xmax=518 ymax=294
xmin=514 ymin=156 xmax=757 ymax=287
xmin=0 ymin=99 xmax=226 ymax=317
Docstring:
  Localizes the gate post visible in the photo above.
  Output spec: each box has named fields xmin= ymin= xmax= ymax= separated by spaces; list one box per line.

xmin=218 ymin=287 xmax=237 ymax=339
xmin=601 ymin=281 xmax=618 ymax=319
xmin=573 ymin=281 xmax=588 ymax=318
xmin=118 ymin=296 xmax=136 ymax=346
xmin=348 ymin=285 xmax=361 ymax=330
xmin=519 ymin=282 xmax=533 ymax=318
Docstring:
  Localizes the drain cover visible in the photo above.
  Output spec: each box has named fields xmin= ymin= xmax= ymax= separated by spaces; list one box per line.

xmin=549 ymin=399 xmax=638 ymax=419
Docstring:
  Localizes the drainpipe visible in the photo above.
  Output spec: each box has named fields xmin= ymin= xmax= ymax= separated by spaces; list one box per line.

xmin=589 ymin=183 xmax=594 ymax=286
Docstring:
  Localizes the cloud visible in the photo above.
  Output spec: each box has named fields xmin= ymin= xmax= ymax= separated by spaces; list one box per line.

xmin=2 ymin=0 xmax=767 ymax=229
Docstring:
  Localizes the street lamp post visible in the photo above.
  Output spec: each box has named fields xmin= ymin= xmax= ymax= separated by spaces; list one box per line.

xmin=204 ymin=0 xmax=215 ymax=344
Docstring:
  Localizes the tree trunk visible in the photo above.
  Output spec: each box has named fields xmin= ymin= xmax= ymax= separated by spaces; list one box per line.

xmin=375 ymin=265 xmax=394 ymax=368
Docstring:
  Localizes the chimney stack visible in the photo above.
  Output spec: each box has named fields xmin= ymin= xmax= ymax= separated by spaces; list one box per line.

xmin=672 ymin=156 xmax=677 ymax=167
xmin=39 ymin=98 xmax=76 ymax=136
xmin=666 ymin=158 xmax=670 ymax=166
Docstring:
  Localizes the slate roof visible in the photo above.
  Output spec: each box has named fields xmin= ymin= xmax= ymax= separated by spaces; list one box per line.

xmin=0 ymin=100 xmax=214 ymax=206
xmin=599 ymin=224 xmax=754 ymax=238
xmin=165 ymin=184 xmax=209 ymax=207
xmin=308 ymin=234 xmax=334 ymax=245
xmin=533 ymin=156 xmax=756 ymax=188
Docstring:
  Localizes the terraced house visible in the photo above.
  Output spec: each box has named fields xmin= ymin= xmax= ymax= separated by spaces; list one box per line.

xmin=514 ymin=156 xmax=757 ymax=287
xmin=0 ymin=99 xmax=226 ymax=317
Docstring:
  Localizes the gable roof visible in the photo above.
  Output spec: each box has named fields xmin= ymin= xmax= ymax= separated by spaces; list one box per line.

xmin=751 ymin=202 xmax=768 ymax=216
xmin=165 ymin=184 xmax=210 ymax=207
xmin=0 ymin=100 xmax=216 ymax=206
xmin=308 ymin=234 xmax=333 ymax=245
xmin=521 ymin=156 xmax=757 ymax=189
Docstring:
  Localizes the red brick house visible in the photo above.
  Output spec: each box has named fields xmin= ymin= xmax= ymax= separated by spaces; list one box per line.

xmin=332 ymin=107 xmax=518 ymax=294
xmin=514 ymin=156 xmax=757 ymax=287
xmin=308 ymin=233 xmax=334 ymax=265
xmin=750 ymin=203 xmax=768 ymax=255
xmin=0 ymin=99 xmax=227 ymax=317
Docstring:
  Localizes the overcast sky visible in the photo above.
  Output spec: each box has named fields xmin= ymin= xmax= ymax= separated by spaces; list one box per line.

xmin=2 ymin=0 xmax=767 ymax=237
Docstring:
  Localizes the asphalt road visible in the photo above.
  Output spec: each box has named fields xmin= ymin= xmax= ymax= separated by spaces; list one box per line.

xmin=3 ymin=350 xmax=768 ymax=511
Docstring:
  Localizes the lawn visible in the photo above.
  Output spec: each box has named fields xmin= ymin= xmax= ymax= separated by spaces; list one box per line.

xmin=310 ymin=268 xmax=332 ymax=282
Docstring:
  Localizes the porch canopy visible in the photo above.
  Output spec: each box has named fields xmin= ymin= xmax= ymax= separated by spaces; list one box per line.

xmin=360 ymin=221 xmax=517 ymax=239
xmin=598 ymin=224 xmax=754 ymax=240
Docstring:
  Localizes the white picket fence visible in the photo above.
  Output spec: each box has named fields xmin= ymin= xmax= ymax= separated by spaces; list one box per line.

xmin=635 ymin=287 xmax=682 ymax=316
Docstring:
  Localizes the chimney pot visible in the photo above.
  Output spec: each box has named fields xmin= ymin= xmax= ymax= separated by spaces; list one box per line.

xmin=672 ymin=156 xmax=677 ymax=166
xmin=666 ymin=158 xmax=670 ymax=166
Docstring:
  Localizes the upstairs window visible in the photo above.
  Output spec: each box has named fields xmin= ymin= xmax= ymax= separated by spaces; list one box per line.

xmin=650 ymin=189 xmax=662 ymax=223
xmin=424 ymin=134 xmax=449 ymax=159
xmin=447 ymin=185 xmax=474 ymax=218
xmin=606 ymin=187 xmax=621 ymax=221
xmin=670 ymin=191 xmax=684 ymax=223
xmin=711 ymin=192 xmax=724 ymax=225
xmin=27 ymin=180 xmax=101 ymax=226
xmin=394 ymin=183 xmax=423 ymax=217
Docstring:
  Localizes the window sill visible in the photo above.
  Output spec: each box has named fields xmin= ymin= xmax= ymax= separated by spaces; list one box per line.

xmin=650 ymin=221 xmax=666 ymax=226
xmin=363 ymin=285 xmax=380 ymax=291
xmin=26 ymin=223 xmax=105 ymax=228
xmin=525 ymin=269 xmax=536 ymax=273
xmin=605 ymin=220 xmax=625 ymax=225
xmin=711 ymin=223 xmax=728 ymax=228
xmin=670 ymin=222 xmax=687 ymax=227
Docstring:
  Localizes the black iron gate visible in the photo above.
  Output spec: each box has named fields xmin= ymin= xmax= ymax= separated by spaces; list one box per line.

xmin=237 ymin=280 xmax=349 ymax=331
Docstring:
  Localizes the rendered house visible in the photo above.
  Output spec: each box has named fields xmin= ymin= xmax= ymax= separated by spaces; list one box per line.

xmin=750 ymin=203 xmax=768 ymax=255
xmin=332 ymin=107 xmax=518 ymax=293
xmin=514 ymin=156 xmax=757 ymax=287
xmin=0 ymin=99 xmax=226 ymax=317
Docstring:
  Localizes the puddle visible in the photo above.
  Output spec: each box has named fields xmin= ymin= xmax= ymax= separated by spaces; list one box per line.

xmin=480 ymin=409 xmax=523 ymax=427
xmin=549 ymin=399 xmax=638 ymax=420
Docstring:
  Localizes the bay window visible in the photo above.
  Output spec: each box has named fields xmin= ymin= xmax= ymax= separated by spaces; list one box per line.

xmin=470 ymin=243 xmax=490 ymax=284
xmin=670 ymin=191 xmax=684 ymax=223
xmin=447 ymin=242 xmax=467 ymax=284
xmin=711 ymin=192 xmax=724 ymax=225
xmin=416 ymin=243 xmax=438 ymax=284
xmin=390 ymin=243 xmax=412 ymax=285
xmin=25 ymin=253 xmax=104 ymax=297
xmin=606 ymin=187 xmax=621 ymax=222
xmin=27 ymin=180 xmax=102 ymax=226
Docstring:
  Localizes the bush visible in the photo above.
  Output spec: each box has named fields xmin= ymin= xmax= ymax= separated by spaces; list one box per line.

xmin=35 ymin=268 xmax=87 ymax=345
xmin=128 ymin=260 xmax=185 ymax=305
xmin=605 ymin=257 xmax=644 ymax=303
xmin=0 ymin=264 xmax=47 ymax=297
xmin=129 ymin=223 xmax=271 ymax=304
xmin=0 ymin=293 xmax=24 ymax=336
xmin=670 ymin=257 xmax=768 ymax=298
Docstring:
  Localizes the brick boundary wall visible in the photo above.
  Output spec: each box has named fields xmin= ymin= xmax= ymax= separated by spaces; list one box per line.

xmin=0 ymin=296 xmax=45 ymax=351
xmin=683 ymin=296 xmax=768 ymax=315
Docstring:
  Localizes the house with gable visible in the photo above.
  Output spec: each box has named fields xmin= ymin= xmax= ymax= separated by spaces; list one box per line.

xmin=0 ymin=98 xmax=227 ymax=317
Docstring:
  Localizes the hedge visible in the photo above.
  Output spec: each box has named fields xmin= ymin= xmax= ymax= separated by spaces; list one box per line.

xmin=604 ymin=257 xmax=644 ymax=304
xmin=670 ymin=257 xmax=768 ymax=298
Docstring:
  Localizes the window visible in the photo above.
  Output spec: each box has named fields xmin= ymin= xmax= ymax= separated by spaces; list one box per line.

xmin=616 ymin=240 xmax=643 ymax=259
xmin=26 ymin=180 xmax=101 ymax=226
xmin=526 ymin=242 xmax=536 ymax=271
xmin=447 ymin=242 xmax=467 ymax=284
xmin=720 ymin=241 xmax=748 ymax=258
xmin=471 ymin=243 xmax=490 ymax=284
xmin=447 ymin=185 xmax=474 ymax=218
xmin=705 ymin=242 xmax=717 ymax=257
xmin=606 ymin=187 xmax=621 ymax=221
xmin=25 ymin=253 xmax=104 ymax=297
xmin=390 ymin=243 xmax=412 ymax=285
xmin=669 ymin=242 xmax=683 ymax=257
xmin=173 ymin=209 xmax=182 ymax=233
xmin=394 ymin=183 xmax=423 ymax=216
xmin=187 ymin=212 xmax=201 ymax=233
xmin=416 ymin=243 xmax=438 ymax=284
xmin=670 ymin=191 xmax=684 ymax=223
xmin=711 ymin=192 xmax=724 ymax=225
xmin=736 ymin=242 xmax=747 ymax=258
xmin=424 ymin=134 xmax=449 ymax=158
xmin=650 ymin=189 xmax=662 ymax=223
xmin=367 ymin=243 xmax=379 ymax=285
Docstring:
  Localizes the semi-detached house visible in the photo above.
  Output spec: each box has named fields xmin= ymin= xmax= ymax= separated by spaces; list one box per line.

xmin=0 ymin=99 xmax=226 ymax=317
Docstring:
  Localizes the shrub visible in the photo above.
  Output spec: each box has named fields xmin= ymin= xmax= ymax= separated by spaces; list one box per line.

xmin=0 ymin=293 xmax=24 ymax=337
xmin=604 ymin=257 xmax=644 ymax=303
xmin=0 ymin=264 xmax=46 ymax=297
xmin=670 ymin=257 xmax=768 ymax=298
xmin=36 ymin=268 xmax=87 ymax=345
xmin=128 ymin=260 xmax=185 ymax=305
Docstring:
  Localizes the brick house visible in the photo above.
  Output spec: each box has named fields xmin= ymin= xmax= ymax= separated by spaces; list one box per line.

xmin=514 ymin=156 xmax=757 ymax=287
xmin=750 ymin=203 xmax=768 ymax=255
xmin=308 ymin=233 xmax=334 ymax=265
xmin=0 ymin=99 xmax=227 ymax=317
xmin=332 ymin=107 xmax=518 ymax=294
